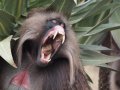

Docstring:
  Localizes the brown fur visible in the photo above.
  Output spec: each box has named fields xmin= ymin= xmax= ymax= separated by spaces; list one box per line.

xmin=0 ymin=9 xmax=90 ymax=90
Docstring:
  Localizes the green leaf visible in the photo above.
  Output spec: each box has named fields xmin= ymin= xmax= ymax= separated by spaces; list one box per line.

xmin=85 ymin=7 xmax=120 ymax=35
xmin=0 ymin=35 xmax=17 ymax=68
xmin=0 ymin=10 xmax=15 ymax=40
xmin=110 ymin=4 xmax=120 ymax=49
xmin=86 ymin=23 xmax=120 ymax=36
xmin=74 ymin=23 xmax=120 ymax=38
xmin=98 ymin=64 xmax=119 ymax=72
xmin=72 ymin=0 xmax=96 ymax=15
xmin=2 ymin=0 xmax=28 ymax=19
xmin=73 ymin=0 xmax=84 ymax=5
xmin=70 ymin=0 xmax=113 ymax=24
xmin=111 ymin=30 xmax=120 ymax=49
xmin=0 ymin=0 xmax=2 ymax=8
xmin=48 ymin=0 xmax=75 ymax=17
xmin=86 ymin=73 xmax=93 ymax=83
xmin=81 ymin=50 xmax=120 ymax=66
xmin=73 ymin=0 xmax=77 ymax=4
xmin=83 ymin=32 xmax=107 ymax=45
xmin=29 ymin=0 xmax=53 ymax=8
xmin=80 ymin=44 xmax=111 ymax=51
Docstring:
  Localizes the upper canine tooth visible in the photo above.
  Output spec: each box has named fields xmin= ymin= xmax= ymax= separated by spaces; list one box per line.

xmin=53 ymin=31 xmax=58 ymax=39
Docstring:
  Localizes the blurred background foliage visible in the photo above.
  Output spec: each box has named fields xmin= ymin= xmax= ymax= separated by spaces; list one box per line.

xmin=0 ymin=0 xmax=120 ymax=70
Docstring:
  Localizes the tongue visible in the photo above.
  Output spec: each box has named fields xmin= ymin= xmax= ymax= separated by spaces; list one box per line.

xmin=40 ymin=44 xmax=52 ymax=63
xmin=41 ymin=53 xmax=51 ymax=63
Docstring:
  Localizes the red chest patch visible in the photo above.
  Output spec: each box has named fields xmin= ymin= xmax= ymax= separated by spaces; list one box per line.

xmin=10 ymin=70 xmax=30 ymax=90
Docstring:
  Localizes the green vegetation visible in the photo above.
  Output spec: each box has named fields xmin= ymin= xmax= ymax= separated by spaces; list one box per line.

xmin=0 ymin=0 xmax=120 ymax=70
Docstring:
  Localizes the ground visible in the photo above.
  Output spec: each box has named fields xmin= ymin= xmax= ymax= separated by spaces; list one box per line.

xmin=85 ymin=66 xmax=99 ymax=90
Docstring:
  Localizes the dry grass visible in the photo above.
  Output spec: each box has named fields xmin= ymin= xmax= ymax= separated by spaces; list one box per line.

xmin=85 ymin=66 xmax=99 ymax=90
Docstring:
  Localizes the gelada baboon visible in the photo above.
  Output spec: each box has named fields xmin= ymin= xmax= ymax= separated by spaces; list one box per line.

xmin=0 ymin=8 xmax=90 ymax=90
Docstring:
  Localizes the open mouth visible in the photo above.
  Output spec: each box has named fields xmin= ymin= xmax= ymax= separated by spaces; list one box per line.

xmin=40 ymin=25 xmax=65 ymax=63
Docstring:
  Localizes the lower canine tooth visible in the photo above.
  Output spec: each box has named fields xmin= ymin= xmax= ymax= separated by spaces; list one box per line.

xmin=62 ymin=36 xmax=65 ymax=44
xmin=48 ymin=59 xmax=51 ymax=62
